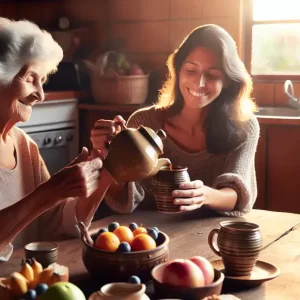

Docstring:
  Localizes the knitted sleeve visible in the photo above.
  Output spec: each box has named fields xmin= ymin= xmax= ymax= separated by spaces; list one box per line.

xmin=104 ymin=106 xmax=160 ymax=214
xmin=212 ymin=117 xmax=260 ymax=217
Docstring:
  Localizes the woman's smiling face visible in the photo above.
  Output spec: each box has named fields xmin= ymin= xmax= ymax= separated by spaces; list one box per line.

xmin=1 ymin=61 xmax=49 ymax=124
xmin=179 ymin=47 xmax=225 ymax=109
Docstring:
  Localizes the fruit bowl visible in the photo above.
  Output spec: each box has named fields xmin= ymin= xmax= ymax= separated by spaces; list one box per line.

xmin=151 ymin=262 xmax=224 ymax=300
xmin=80 ymin=222 xmax=170 ymax=283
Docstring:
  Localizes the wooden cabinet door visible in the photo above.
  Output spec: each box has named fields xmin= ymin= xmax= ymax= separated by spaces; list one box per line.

xmin=267 ymin=126 xmax=300 ymax=213
xmin=254 ymin=125 xmax=267 ymax=209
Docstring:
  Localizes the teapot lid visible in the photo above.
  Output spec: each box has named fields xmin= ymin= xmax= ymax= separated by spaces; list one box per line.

xmin=139 ymin=126 xmax=167 ymax=155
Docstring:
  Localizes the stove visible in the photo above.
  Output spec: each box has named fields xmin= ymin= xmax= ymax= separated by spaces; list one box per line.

xmin=17 ymin=99 xmax=79 ymax=175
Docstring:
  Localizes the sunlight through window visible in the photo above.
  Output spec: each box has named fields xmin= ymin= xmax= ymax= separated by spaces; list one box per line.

xmin=251 ymin=0 xmax=300 ymax=75
xmin=253 ymin=0 xmax=300 ymax=21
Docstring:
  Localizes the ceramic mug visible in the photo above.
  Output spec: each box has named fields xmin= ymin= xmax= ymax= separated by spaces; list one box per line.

xmin=208 ymin=221 xmax=263 ymax=276
xmin=24 ymin=241 xmax=58 ymax=268
xmin=152 ymin=166 xmax=190 ymax=214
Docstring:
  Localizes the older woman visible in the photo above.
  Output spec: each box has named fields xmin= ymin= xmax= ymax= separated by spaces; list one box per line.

xmin=0 ymin=18 xmax=105 ymax=261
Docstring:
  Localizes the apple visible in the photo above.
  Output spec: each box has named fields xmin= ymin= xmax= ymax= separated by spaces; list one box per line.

xmin=189 ymin=256 xmax=215 ymax=285
xmin=129 ymin=64 xmax=144 ymax=76
xmin=162 ymin=259 xmax=205 ymax=288
xmin=40 ymin=282 xmax=86 ymax=300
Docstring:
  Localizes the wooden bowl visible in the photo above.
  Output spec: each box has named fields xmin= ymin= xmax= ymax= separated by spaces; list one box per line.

xmin=81 ymin=230 xmax=170 ymax=283
xmin=151 ymin=262 xmax=224 ymax=300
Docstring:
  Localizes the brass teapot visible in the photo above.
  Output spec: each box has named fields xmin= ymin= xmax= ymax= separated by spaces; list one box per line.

xmin=104 ymin=123 xmax=171 ymax=183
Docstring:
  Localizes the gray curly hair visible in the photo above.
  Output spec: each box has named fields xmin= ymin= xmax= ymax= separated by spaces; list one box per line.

xmin=0 ymin=18 xmax=63 ymax=84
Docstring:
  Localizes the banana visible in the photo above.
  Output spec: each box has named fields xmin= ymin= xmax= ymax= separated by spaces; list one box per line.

xmin=30 ymin=258 xmax=43 ymax=288
xmin=38 ymin=267 xmax=54 ymax=286
xmin=19 ymin=261 xmax=34 ymax=284
xmin=9 ymin=272 xmax=28 ymax=297
xmin=0 ymin=277 xmax=11 ymax=287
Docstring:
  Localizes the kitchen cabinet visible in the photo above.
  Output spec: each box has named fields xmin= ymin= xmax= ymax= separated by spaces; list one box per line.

xmin=254 ymin=123 xmax=300 ymax=214
xmin=267 ymin=126 xmax=300 ymax=213
xmin=254 ymin=125 xmax=267 ymax=210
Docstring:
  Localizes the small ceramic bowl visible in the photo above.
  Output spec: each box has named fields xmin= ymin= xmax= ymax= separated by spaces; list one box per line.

xmin=24 ymin=241 xmax=58 ymax=268
xmin=81 ymin=230 xmax=170 ymax=283
xmin=151 ymin=262 xmax=224 ymax=300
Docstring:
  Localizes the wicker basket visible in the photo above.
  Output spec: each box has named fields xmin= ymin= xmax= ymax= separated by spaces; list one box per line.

xmin=90 ymin=73 xmax=149 ymax=105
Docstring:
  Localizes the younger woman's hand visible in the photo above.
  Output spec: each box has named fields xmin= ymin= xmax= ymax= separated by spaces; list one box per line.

xmin=172 ymin=180 xmax=206 ymax=211
xmin=90 ymin=115 xmax=126 ymax=157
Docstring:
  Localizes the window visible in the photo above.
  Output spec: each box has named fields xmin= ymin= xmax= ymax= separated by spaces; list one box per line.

xmin=247 ymin=0 xmax=300 ymax=79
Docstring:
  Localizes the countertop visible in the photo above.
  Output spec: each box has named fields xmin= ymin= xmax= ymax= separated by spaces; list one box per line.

xmin=44 ymin=90 xmax=90 ymax=101
xmin=78 ymin=103 xmax=300 ymax=126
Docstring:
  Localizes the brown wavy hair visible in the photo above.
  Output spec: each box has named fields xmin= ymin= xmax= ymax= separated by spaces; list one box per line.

xmin=157 ymin=24 xmax=256 ymax=154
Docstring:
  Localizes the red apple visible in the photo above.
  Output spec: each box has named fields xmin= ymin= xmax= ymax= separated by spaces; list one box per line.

xmin=162 ymin=259 xmax=205 ymax=288
xmin=129 ymin=64 xmax=144 ymax=75
xmin=189 ymin=256 xmax=214 ymax=285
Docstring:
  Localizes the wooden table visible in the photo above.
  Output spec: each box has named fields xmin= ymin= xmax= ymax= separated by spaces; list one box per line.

xmin=1 ymin=209 xmax=300 ymax=299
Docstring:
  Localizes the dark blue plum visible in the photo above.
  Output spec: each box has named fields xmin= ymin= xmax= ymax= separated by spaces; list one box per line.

xmin=35 ymin=283 xmax=48 ymax=296
xmin=129 ymin=222 xmax=138 ymax=231
xmin=108 ymin=222 xmax=120 ymax=232
xmin=128 ymin=275 xmax=141 ymax=284
xmin=116 ymin=242 xmax=131 ymax=253
xmin=152 ymin=227 xmax=159 ymax=233
xmin=23 ymin=289 xmax=37 ymax=300
xmin=148 ymin=228 xmax=159 ymax=240
xmin=97 ymin=228 xmax=109 ymax=235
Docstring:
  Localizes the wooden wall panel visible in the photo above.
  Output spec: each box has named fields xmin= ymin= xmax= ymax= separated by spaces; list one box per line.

xmin=252 ymin=83 xmax=275 ymax=107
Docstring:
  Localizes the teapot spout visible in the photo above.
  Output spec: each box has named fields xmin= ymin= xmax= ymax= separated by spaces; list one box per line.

xmin=147 ymin=158 xmax=171 ymax=178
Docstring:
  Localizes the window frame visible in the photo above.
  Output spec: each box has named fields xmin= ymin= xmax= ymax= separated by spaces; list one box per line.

xmin=244 ymin=0 xmax=300 ymax=81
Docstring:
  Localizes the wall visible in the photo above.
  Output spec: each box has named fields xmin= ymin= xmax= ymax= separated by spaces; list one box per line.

xmin=252 ymin=82 xmax=298 ymax=107
xmin=0 ymin=0 xmax=290 ymax=107
xmin=106 ymin=0 xmax=244 ymax=75
xmin=0 ymin=0 xmax=109 ymax=54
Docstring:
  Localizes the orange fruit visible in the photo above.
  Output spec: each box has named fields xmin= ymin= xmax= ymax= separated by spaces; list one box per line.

xmin=131 ymin=234 xmax=156 ymax=251
xmin=95 ymin=232 xmax=120 ymax=252
xmin=113 ymin=226 xmax=134 ymax=244
xmin=133 ymin=227 xmax=148 ymax=236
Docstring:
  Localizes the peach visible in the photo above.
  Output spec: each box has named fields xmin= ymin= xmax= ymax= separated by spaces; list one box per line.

xmin=189 ymin=256 xmax=214 ymax=285
xmin=162 ymin=259 xmax=205 ymax=288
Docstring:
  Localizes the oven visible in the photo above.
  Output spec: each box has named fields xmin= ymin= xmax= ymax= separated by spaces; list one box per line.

xmin=17 ymin=99 xmax=79 ymax=176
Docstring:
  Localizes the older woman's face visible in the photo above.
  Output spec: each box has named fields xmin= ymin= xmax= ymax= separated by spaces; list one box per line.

xmin=179 ymin=47 xmax=224 ymax=109
xmin=1 ymin=62 xmax=49 ymax=123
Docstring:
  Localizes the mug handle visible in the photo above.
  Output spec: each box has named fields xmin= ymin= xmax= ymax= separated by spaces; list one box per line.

xmin=208 ymin=229 xmax=221 ymax=256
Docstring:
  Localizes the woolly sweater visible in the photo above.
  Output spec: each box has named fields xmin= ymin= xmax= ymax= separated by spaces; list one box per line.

xmin=0 ymin=127 xmax=79 ymax=261
xmin=106 ymin=105 xmax=259 ymax=217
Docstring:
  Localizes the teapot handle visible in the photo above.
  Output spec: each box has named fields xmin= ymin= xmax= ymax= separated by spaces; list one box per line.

xmin=105 ymin=121 xmax=127 ymax=151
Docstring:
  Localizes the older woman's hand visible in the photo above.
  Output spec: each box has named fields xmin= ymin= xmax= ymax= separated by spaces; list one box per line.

xmin=172 ymin=180 xmax=206 ymax=211
xmin=90 ymin=115 xmax=126 ymax=157
xmin=45 ymin=148 xmax=102 ymax=201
